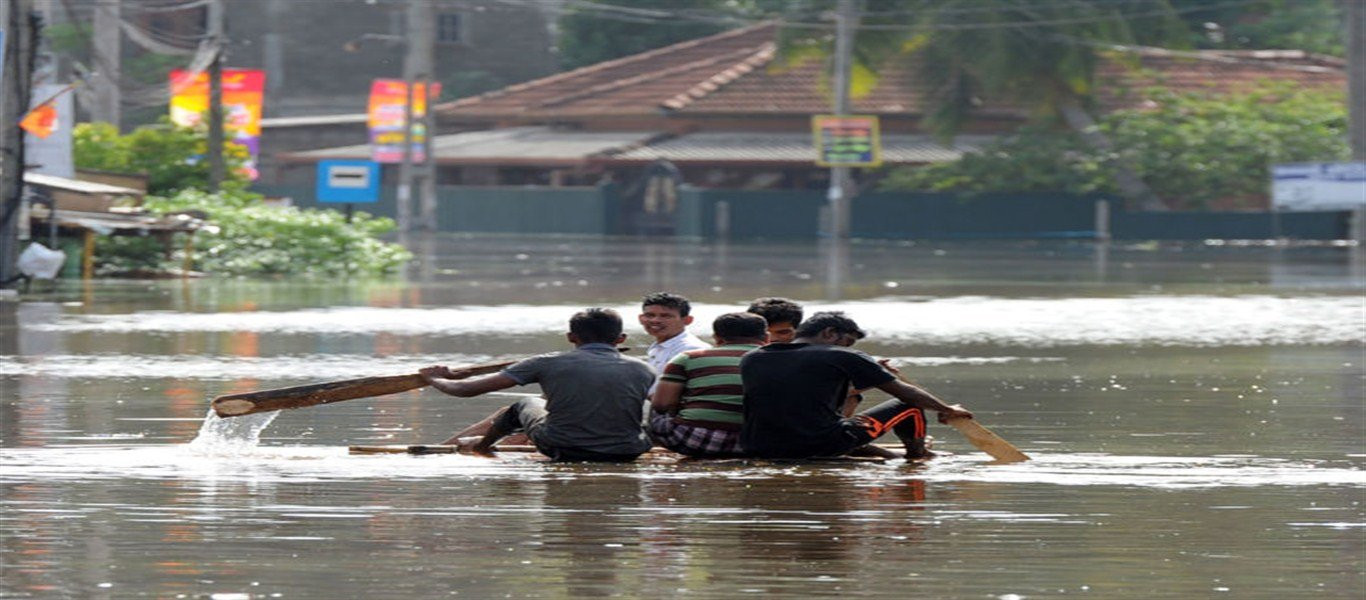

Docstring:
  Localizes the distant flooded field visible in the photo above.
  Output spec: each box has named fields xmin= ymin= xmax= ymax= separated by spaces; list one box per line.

xmin=2 ymin=235 xmax=1363 ymax=598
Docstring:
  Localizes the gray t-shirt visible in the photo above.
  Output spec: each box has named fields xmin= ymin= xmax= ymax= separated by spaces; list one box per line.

xmin=500 ymin=343 xmax=655 ymax=455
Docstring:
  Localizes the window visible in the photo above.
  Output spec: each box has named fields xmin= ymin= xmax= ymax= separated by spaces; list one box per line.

xmin=437 ymin=13 xmax=462 ymax=44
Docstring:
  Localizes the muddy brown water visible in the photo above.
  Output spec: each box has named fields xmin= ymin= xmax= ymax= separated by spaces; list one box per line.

xmin=2 ymin=235 xmax=1363 ymax=598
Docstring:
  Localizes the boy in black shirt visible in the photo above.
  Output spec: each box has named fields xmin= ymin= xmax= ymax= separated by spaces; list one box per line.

xmin=739 ymin=311 xmax=973 ymax=459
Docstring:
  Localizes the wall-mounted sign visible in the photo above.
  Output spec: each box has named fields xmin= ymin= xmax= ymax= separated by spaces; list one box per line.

xmin=812 ymin=115 xmax=881 ymax=167
xmin=1272 ymin=162 xmax=1366 ymax=212
xmin=316 ymin=160 xmax=380 ymax=204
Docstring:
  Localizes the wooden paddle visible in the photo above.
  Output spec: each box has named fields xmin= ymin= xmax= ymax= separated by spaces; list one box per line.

xmin=211 ymin=359 xmax=516 ymax=418
xmin=894 ymin=373 xmax=1030 ymax=463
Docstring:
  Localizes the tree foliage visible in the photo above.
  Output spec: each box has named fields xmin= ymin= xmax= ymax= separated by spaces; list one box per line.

xmin=1169 ymin=0 xmax=1344 ymax=56
xmin=72 ymin=120 xmax=249 ymax=195
xmin=73 ymin=121 xmax=411 ymax=277
xmin=556 ymin=0 xmax=733 ymax=70
xmin=880 ymin=84 xmax=1349 ymax=210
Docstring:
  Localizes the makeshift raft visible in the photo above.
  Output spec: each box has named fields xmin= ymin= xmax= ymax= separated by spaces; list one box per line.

xmin=348 ymin=444 xmax=906 ymax=464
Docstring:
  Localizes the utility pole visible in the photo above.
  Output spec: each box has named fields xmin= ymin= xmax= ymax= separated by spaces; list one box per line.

xmin=398 ymin=0 xmax=437 ymax=233
xmin=2 ymin=0 xmax=37 ymax=287
xmin=1346 ymin=0 xmax=1365 ymax=160
xmin=206 ymin=0 xmax=225 ymax=192
xmin=827 ymin=0 xmax=858 ymax=240
xmin=417 ymin=0 xmax=438 ymax=232
xmin=91 ymin=0 xmax=119 ymax=127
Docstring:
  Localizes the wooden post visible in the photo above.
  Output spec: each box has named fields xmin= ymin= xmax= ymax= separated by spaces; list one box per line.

xmin=182 ymin=232 xmax=194 ymax=276
xmin=81 ymin=229 xmax=96 ymax=280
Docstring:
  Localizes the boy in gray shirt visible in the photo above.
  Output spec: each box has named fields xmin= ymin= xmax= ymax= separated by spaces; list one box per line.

xmin=420 ymin=308 xmax=655 ymax=462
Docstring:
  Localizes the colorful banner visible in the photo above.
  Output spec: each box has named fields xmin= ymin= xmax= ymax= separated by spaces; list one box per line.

xmin=169 ymin=68 xmax=266 ymax=180
xmin=368 ymin=79 xmax=441 ymax=164
xmin=812 ymin=115 xmax=882 ymax=167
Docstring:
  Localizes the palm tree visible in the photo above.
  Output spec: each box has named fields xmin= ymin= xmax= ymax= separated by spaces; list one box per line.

xmin=903 ymin=0 xmax=1193 ymax=210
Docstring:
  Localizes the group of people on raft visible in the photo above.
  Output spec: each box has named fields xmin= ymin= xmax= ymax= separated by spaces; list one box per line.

xmin=419 ymin=293 xmax=974 ymax=462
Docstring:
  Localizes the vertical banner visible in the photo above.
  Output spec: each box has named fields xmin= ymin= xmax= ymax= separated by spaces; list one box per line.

xmin=367 ymin=79 xmax=440 ymax=164
xmin=169 ymin=69 xmax=266 ymax=180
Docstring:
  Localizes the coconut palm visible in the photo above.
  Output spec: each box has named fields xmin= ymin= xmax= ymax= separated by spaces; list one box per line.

xmin=904 ymin=0 xmax=1195 ymax=210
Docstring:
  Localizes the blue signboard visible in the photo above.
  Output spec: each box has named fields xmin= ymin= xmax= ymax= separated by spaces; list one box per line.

xmin=315 ymin=160 xmax=380 ymax=204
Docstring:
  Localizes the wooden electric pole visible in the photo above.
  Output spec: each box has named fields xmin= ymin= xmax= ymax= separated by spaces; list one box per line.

xmin=206 ymin=0 xmax=225 ymax=192
xmin=1 ymin=0 xmax=37 ymax=287
xmin=91 ymin=0 xmax=120 ymax=127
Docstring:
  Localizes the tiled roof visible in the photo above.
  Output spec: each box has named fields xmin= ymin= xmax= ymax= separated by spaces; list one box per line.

xmin=610 ymin=132 xmax=995 ymax=164
xmin=437 ymin=22 xmax=1345 ymax=121
xmin=280 ymin=127 xmax=663 ymax=164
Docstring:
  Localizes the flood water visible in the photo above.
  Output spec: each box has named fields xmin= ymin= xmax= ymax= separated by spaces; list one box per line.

xmin=2 ymin=235 xmax=1363 ymax=598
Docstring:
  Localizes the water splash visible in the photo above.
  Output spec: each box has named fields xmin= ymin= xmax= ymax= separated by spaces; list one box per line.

xmin=187 ymin=408 xmax=280 ymax=456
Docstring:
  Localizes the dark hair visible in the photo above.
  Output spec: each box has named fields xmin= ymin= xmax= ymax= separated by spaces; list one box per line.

xmin=746 ymin=297 xmax=803 ymax=327
xmin=569 ymin=308 xmax=624 ymax=344
xmin=794 ymin=311 xmax=866 ymax=340
xmin=641 ymin=292 xmax=692 ymax=317
xmin=712 ymin=312 xmax=768 ymax=341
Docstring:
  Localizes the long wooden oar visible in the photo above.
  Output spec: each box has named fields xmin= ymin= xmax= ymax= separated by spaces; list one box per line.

xmin=895 ymin=374 xmax=1029 ymax=463
xmin=211 ymin=359 xmax=515 ymax=418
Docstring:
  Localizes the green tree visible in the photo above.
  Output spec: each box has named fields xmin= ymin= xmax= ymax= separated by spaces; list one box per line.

xmin=881 ymin=84 xmax=1349 ymax=210
xmin=1169 ymin=0 xmax=1344 ymax=56
xmin=905 ymin=0 xmax=1190 ymax=211
xmin=557 ymin=0 xmax=733 ymax=70
xmin=73 ymin=120 xmax=249 ymax=195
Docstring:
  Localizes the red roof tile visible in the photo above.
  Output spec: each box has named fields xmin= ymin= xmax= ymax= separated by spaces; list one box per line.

xmin=436 ymin=23 xmax=1346 ymax=122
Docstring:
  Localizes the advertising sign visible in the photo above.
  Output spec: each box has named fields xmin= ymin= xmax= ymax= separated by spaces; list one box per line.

xmin=368 ymin=79 xmax=441 ymax=164
xmin=169 ymin=68 xmax=266 ymax=180
xmin=1271 ymin=162 xmax=1366 ymax=211
xmin=812 ymin=115 xmax=881 ymax=167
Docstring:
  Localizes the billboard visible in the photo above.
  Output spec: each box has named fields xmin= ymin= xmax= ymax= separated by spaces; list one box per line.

xmin=169 ymin=69 xmax=266 ymax=180
xmin=1271 ymin=162 xmax=1366 ymax=212
xmin=368 ymin=79 xmax=441 ymax=164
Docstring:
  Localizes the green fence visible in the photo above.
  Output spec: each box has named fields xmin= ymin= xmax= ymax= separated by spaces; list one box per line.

xmin=253 ymin=184 xmax=616 ymax=235
xmin=252 ymin=183 xmax=1353 ymax=240
xmin=678 ymin=189 xmax=1102 ymax=239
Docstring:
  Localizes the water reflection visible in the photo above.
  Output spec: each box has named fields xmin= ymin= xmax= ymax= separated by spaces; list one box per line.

xmin=1 ymin=235 xmax=1363 ymax=598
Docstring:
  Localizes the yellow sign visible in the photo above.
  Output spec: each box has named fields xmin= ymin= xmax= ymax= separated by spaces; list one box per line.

xmin=812 ymin=115 xmax=881 ymax=167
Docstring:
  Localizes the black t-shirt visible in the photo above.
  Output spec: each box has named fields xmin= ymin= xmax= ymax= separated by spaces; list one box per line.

xmin=739 ymin=343 xmax=896 ymax=458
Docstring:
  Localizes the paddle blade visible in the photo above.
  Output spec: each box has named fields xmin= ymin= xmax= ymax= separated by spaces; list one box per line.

xmin=946 ymin=417 xmax=1030 ymax=463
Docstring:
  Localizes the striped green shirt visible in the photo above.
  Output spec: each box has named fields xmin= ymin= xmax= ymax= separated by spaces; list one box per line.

xmin=660 ymin=344 xmax=759 ymax=430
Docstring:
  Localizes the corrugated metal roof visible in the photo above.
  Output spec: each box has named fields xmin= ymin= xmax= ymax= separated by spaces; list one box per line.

xmin=612 ymin=132 xmax=997 ymax=164
xmin=24 ymin=172 xmax=143 ymax=195
xmin=283 ymin=127 xmax=663 ymax=163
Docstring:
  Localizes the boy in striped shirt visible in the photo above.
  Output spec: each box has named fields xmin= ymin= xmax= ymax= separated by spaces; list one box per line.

xmin=648 ymin=312 xmax=769 ymax=457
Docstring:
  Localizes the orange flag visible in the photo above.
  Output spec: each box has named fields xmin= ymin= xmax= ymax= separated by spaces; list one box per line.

xmin=19 ymin=102 xmax=58 ymax=138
